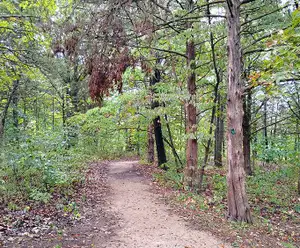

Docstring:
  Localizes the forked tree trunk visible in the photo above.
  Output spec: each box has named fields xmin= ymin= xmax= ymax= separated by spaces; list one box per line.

xmin=150 ymin=69 xmax=167 ymax=168
xmin=243 ymin=92 xmax=252 ymax=175
xmin=226 ymin=0 xmax=252 ymax=223
xmin=147 ymin=123 xmax=155 ymax=164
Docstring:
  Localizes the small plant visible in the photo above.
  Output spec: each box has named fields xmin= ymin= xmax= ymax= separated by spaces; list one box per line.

xmin=29 ymin=190 xmax=51 ymax=203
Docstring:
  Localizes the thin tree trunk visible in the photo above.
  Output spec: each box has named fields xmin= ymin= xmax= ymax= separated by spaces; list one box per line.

xmin=199 ymin=1 xmax=222 ymax=189
xmin=264 ymin=99 xmax=268 ymax=148
xmin=226 ymin=0 xmax=252 ymax=223
xmin=71 ymin=61 xmax=80 ymax=113
xmin=298 ymin=172 xmax=300 ymax=195
xmin=147 ymin=123 xmax=155 ymax=163
xmin=52 ymin=96 xmax=55 ymax=130
xmin=243 ymin=92 xmax=253 ymax=175
xmin=0 ymin=80 xmax=20 ymax=140
xmin=12 ymin=80 xmax=19 ymax=130
xmin=164 ymin=114 xmax=181 ymax=167
xmin=184 ymin=2 xmax=198 ymax=188
xmin=274 ymin=103 xmax=278 ymax=137
xmin=35 ymin=96 xmax=39 ymax=131
xmin=296 ymin=117 xmax=300 ymax=195
xmin=62 ymin=93 xmax=66 ymax=126
xmin=215 ymin=94 xmax=224 ymax=167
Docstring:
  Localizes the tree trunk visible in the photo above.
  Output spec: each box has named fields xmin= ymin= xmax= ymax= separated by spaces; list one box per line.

xmin=0 ymin=121 xmax=4 ymax=140
xmin=214 ymin=94 xmax=224 ymax=167
xmin=243 ymin=92 xmax=253 ymax=175
xmin=184 ymin=40 xmax=198 ymax=189
xmin=12 ymin=80 xmax=19 ymax=130
xmin=52 ymin=96 xmax=55 ymax=130
xmin=71 ymin=60 xmax=80 ymax=114
xmin=150 ymin=69 xmax=167 ymax=168
xmin=0 ymin=80 xmax=20 ymax=140
xmin=298 ymin=170 xmax=300 ymax=195
xmin=264 ymin=99 xmax=268 ymax=148
xmin=147 ymin=123 xmax=155 ymax=164
xmin=199 ymin=0 xmax=222 ymax=189
xmin=164 ymin=114 xmax=182 ymax=167
xmin=226 ymin=0 xmax=252 ymax=223
xmin=153 ymin=116 xmax=167 ymax=168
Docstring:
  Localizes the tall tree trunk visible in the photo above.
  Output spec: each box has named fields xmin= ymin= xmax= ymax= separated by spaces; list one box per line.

xmin=184 ymin=0 xmax=198 ymax=189
xmin=12 ymin=80 xmax=19 ymax=130
xmin=263 ymin=98 xmax=269 ymax=162
xmin=0 ymin=80 xmax=20 ymax=140
xmin=226 ymin=0 xmax=252 ymax=223
xmin=71 ymin=61 xmax=80 ymax=113
xmin=264 ymin=99 xmax=268 ymax=148
xmin=215 ymin=94 xmax=224 ymax=167
xmin=35 ymin=96 xmax=39 ymax=131
xmin=199 ymin=0 xmax=222 ymax=189
xmin=150 ymin=68 xmax=167 ymax=168
xmin=243 ymin=92 xmax=253 ymax=175
xmin=62 ymin=93 xmax=66 ymax=126
xmin=274 ymin=103 xmax=278 ymax=137
xmin=52 ymin=96 xmax=55 ymax=130
xmin=147 ymin=123 xmax=155 ymax=164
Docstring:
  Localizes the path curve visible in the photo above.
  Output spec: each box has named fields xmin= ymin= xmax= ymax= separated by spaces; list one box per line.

xmin=98 ymin=160 xmax=228 ymax=248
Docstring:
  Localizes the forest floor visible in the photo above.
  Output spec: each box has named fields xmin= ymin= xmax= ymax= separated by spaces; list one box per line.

xmin=1 ymin=159 xmax=229 ymax=248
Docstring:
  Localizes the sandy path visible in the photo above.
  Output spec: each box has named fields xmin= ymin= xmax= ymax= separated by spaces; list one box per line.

xmin=98 ymin=160 xmax=229 ymax=248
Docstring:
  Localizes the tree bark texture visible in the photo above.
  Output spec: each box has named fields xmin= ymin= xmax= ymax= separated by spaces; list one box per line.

xmin=226 ymin=0 xmax=252 ymax=223
xmin=147 ymin=123 xmax=155 ymax=164
xmin=184 ymin=39 xmax=198 ymax=189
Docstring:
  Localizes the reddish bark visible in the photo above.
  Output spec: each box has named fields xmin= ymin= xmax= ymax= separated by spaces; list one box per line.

xmin=226 ymin=0 xmax=252 ymax=223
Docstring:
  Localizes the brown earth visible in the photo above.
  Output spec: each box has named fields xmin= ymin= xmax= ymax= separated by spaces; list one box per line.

xmin=1 ymin=160 xmax=229 ymax=248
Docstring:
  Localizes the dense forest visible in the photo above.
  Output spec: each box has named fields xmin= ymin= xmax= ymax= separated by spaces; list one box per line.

xmin=0 ymin=0 xmax=299 ymax=247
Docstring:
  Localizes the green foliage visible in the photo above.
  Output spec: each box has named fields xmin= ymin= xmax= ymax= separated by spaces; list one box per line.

xmin=248 ymin=166 xmax=298 ymax=206
xmin=0 ymin=130 xmax=88 ymax=205
xmin=154 ymin=163 xmax=299 ymax=219
xmin=254 ymin=135 xmax=299 ymax=164
xmin=154 ymin=168 xmax=183 ymax=190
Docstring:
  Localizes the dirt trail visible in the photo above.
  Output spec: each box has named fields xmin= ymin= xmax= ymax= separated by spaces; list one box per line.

xmin=98 ymin=160 xmax=228 ymax=248
xmin=3 ymin=160 xmax=229 ymax=248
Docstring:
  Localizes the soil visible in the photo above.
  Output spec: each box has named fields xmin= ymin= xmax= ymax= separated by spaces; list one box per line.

xmin=1 ymin=160 xmax=229 ymax=248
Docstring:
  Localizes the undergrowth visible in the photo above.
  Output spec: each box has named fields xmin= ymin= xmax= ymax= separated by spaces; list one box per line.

xmin=153 ymin=164 xmax=299 ymax=220
xmin=153 ymin=164 xmax=299 ymax=247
